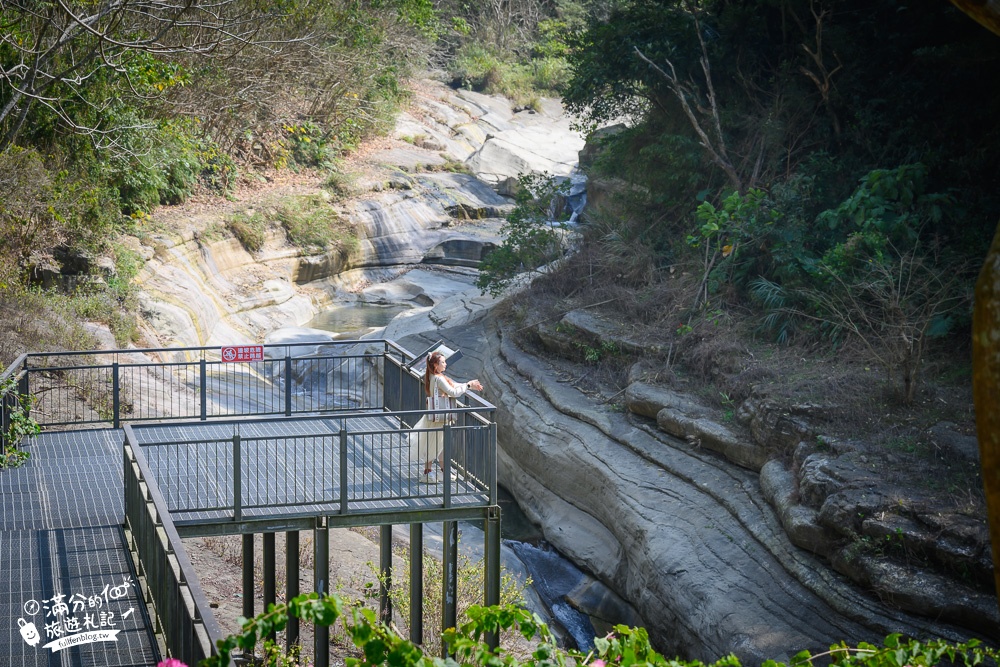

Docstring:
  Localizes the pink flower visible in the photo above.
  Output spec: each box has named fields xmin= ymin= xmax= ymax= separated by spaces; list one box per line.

xmin=158 ymin=660 xmax=188 ymax=667
xmin=591 ymin=661 xmax=606 ymax=667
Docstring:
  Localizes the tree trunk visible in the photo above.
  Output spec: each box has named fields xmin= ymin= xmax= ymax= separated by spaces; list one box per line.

xmin=973 ymin=219 xmax=1000 ymax=611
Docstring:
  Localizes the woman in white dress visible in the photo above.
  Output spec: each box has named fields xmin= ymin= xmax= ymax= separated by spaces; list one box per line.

xmin=410 ymin=351 xmax=483 ymax=483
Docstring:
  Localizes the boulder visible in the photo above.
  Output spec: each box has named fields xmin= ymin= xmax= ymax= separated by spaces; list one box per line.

xmin=861 ymin=513 xmax=995 ymax=588
xmin=831 ymin=549 xmax=1000 ymax=638
xmin=625 ymin=381 xmax=768 ymax=471
xmin=466 ymin=125 xmax=585 ymax=186
xmin=535 ymin=321 xmax=582 ymax=359
xmin=760 ymin=460 xmax=838 ymax=556
xmin=367 ymin=146 xmax=446 ymax=172
xmin=293 ymin=250 xmax=349 ymax=284
xmin=625 ymin=382 xmax=681 ymax=420
xmin=560 ymin=310 xmax=657 ymax=356
xmin=797 ymin=452 xmax=881 ymax=510
xmin=737 ymin=396 xmax=815 ymax=453
xmin=817 ymin=488 xmax=894 ymax=537
xmin=656 ymin=405 xmax=767 ymax=471
xmin=927 ymin=421 xmax=980 ymax=463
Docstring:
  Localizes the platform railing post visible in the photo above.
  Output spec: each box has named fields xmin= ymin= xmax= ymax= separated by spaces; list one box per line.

xmin=339 ymin=429 xmax=348 ymax=513
xmin=18 ymin=365 xmax=29 ymax=425
xmin=233 ymin=434 xmax=242 ymax=521
xmin=285 ymin=355 xmax=293 ymax=416
xmin=242 ymin=534 xmax=254 ymax=620
xmin=409 ymin=523 xmax=423 ymax=645
xmin=199 ymin=358 xmax=207 ymax=420
xmin=489 ymin=422 xmax=498 ymax=505
xmin=379 ymin=525 xmax=393 ymax=624
xmin=443 ymin=424 xmax=452 ymax=508
xmin=112 ymin=362 xmax=120 ymax=428
xmin=264 ymin=532 xmax=276 ymax=643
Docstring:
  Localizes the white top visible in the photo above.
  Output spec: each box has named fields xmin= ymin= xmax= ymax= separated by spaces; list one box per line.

xmin=431 ymin=374 xmax=469 ymax=398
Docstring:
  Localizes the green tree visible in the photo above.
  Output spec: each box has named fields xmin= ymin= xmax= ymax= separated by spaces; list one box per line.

xmin=476 ymin=174 xmax=571 ymax=297
xmin=0 ymin=1 xmax=280 ymax=150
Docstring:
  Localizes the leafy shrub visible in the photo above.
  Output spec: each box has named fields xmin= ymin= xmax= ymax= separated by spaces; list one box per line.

xmin=451 ymin=42 xmax=506 ymax=91
xmin=196 ymin=141 xmax=239 ymax=194
xmin=283 ymin=122 xmax=338 ymax=170
xmin=373 ymin=545 xmax=527 ymax=657
xmin=0 ymin=375 xmax=39 ymax=451
xmin=0 ymin=287 xmax=96 ymax=367
xmin=527 ymin=56 xmax=570 ymax=94
xmin=226 ymin=213 xmax=267 ymax=253
xmin=66 ymin=285 xmax=139 ymax=348
xmin=449 ymin=43 xmax=567 ymax=105
xmin=685 ymin=188 xmax=789 ymax=308
xmin=101 ymin=115 xmax=205 ymax=215
xmin=0 ymin=147 xmax=121 ymax=272
xmin=323 ymin=170 xmax=358 ymax=201
xmin=203 ymin=592 xmax=998 ymax=667
xmin=276 ymin=196 xmax=358 ymax=253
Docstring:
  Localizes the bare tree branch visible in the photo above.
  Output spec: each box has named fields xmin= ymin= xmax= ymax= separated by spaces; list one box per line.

xmin=0 ymin=0 xmax=284 ymax=149
xmin=634 ymin=43 xmax=743 ymax=192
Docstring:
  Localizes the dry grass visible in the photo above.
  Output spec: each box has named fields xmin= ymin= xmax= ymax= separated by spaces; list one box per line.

xmin=0 ymin=288 xmax=98 ymax=369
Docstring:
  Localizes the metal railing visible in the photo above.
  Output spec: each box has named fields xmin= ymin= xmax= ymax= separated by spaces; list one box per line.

xmin=124 ymin=439 xmax=223 ymax=663
xmin=125 ymin=406 xmax=497 ymax=524
xmin=10 ymin=337 xmax=499 ymax=663
xmin=4 ymin=340 xmax=397 ymax=428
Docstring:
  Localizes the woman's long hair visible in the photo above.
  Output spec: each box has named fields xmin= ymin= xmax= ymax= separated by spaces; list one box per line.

xmin=424 ymin=351 xmax=444 ymax=395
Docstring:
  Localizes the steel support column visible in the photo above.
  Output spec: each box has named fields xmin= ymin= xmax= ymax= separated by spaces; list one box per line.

xmin=409 ymin=523 xmax=423 ymax=645
xmin=314 ymin=521 xmax=330 ymax=667
xmin=263 ymin=532 xmax=276 ymax=643
xmin=442 ymin=520 xmax=459 ymax=657
xmin=242 ymin=534 xmax=254 ymax=620
xmin=379 ymin=524 xmax=393 ymax=624
xmin=484 ymin=506 xmax=502 ymax=650
xmin=286 ymin=531 xmax=300 ymax=649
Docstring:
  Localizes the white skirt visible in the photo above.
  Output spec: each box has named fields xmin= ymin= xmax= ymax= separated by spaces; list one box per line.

xmin=408 ymin=415 xmax=444 ymax=463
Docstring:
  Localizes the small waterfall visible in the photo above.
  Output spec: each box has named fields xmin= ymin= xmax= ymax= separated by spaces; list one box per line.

xmin=507 ymin=541 xmax=598 ymax=651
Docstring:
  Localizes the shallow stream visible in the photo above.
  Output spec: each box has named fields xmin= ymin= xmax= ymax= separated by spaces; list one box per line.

xmin=305 ymin=302 xmax=413 ymax=336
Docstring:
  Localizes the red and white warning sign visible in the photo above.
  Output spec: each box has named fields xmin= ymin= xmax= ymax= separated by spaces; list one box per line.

xmin=220 ymin=345 xmax=264 ymax=362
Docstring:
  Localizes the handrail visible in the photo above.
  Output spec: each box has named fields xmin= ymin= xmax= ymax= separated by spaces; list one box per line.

xmin=1 ymin=340 xmax=497 ymax=431
xmin=20 ymin=338 xmax=378 ymax=361
xmin=131 ymin=413 xmax=494 ymax=520
xmin=0 ymin=353 xmax=27 ymax=382
xmin=124 ymin=425 xmax=223 ymax=664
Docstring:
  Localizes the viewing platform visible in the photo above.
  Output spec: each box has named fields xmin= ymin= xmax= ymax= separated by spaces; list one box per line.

xmin=2 ymin=339 xmax=501 ymax=666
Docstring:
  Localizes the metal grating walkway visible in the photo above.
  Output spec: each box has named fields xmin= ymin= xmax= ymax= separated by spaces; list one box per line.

xmin=0 ymin=430 xmax=160 ymax=666
xmin=131 ymin=414 xmax=492 ymax=526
